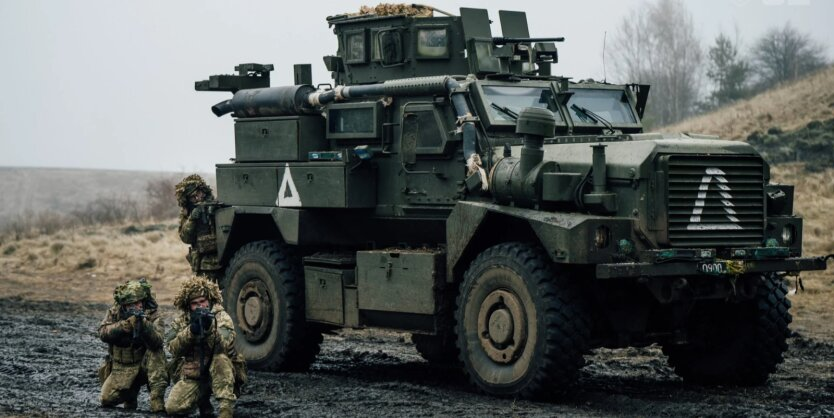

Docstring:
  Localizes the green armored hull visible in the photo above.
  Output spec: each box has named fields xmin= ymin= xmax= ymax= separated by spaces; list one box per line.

xmin=193 ymin=5 xmax=829 ymax=399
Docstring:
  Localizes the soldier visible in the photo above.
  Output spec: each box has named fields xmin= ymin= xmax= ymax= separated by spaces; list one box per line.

xmin=98 ymin=278 xmax=167 ymax=413
xmin=175 ymin=174 xmax=222 ymax=281
xmin=166 ymin=276 xmax=244 ymax=418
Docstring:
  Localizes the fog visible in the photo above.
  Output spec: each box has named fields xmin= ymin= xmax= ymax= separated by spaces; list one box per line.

xmin=1 ymin=0 xmax=831 ymax=172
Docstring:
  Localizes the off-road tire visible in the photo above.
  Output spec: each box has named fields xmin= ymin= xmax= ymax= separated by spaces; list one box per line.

xmin=663 ymin=273 xmax=791 ymax=385
xmin=455 ymin=242 xmax=590 ymax=399
xmin=412 ymin=333 xmax=459 ymax=365
xmin=224 ymin=240 xmax=322 ymax=372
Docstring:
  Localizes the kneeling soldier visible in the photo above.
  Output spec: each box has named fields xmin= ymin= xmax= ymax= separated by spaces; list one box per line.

xmin=98 ymin=278 xmax=168 ymax=412
xmin=166 ymin=276 xmax=244 ymax=418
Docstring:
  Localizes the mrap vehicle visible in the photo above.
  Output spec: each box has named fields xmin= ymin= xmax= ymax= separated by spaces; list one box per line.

xmin=193 ymin=6 xmax=831 ymax=398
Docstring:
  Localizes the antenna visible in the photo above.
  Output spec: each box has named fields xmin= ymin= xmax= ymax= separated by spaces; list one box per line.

xmin=602 ymin=31 xmax=607 ymax=83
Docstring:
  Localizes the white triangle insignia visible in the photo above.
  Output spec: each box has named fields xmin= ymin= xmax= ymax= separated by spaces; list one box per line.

xmin=277 ymin=164 xmax=302 ymax=207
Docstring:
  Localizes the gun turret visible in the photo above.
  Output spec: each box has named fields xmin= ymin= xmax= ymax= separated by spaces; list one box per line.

xmin=195 ymin=63 xmax=274 ymax=93
xmin=491 ymin=36 xmax=565 ymax=45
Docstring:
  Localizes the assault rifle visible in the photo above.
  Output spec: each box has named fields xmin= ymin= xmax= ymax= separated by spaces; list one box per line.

xmin=126 ymin=308 xmax=145 ymax=340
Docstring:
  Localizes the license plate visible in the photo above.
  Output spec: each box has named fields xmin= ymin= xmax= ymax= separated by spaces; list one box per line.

xmin=698 ymin=262 xmax=726 ymax=275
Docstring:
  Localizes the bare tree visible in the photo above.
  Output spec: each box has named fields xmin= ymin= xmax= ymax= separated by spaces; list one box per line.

xmin=752 ymin=23 xmax=826 ymax=86
xmin=611 ymin=0 xmax=703 ymax=126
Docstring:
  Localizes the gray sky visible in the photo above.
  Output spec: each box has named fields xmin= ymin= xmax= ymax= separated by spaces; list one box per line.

xmin=1 ymin=0 xmax=832 ymax=172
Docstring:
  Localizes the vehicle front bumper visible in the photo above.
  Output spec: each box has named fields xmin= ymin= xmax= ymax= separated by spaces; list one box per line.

xmin=596 ymin=256 xmax=829 ymax=279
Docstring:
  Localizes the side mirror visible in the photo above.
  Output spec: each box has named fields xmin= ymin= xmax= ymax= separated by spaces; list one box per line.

xmin=378 ymin=30 xmax=404 ymax=67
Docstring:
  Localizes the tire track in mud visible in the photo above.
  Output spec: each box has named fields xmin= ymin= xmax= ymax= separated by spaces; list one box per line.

xmin=1 ymin=297 xmax=832 ymax=417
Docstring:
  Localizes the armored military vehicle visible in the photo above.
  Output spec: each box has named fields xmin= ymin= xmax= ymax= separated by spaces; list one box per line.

xmin=194 ymin=5 xmax=831 ymax=398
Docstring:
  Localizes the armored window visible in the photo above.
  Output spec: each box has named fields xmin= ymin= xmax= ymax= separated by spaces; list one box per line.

xmin=401 ymin=104 xmax=449 ymax=155
xmin=482 ymin=86 xmax=563 ymax=123
xmin=371 ymin=30 xmax=381 ymax=61
xmin=330 ymin=108 xmax=373 ymax=133
xmin=416 ymin=27 xmax=449 ymax=59
xmin=412 ymin=111 xmax=443 ymax=148
xmin=327 ymin=102 xmax=382 ymax=139
xmin=566 ymin=89 xmax=637 ymax=125
xmin=345 ymin=30 xmax=367 ymax=64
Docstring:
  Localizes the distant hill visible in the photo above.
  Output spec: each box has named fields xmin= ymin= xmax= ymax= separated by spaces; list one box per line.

xmin=661 ymin=65 xmax=834 ymax=140
xmin=0 ymin=167 xmax=212 ymax=228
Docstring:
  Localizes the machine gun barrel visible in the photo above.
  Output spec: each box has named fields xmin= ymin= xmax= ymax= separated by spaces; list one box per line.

xmin=492 ymin=37 xmax=565 ymax=45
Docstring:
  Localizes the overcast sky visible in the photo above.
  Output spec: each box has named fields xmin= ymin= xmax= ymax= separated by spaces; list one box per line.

xmin=1 ymin=0 xmax=832 ymax=173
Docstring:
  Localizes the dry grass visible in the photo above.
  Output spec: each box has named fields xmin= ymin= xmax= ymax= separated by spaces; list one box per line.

xmin=0 ymin=221 xmax=192 ymax=306
xmin=662 ymin=65 xmax=834 ymax=140
xmin=770 ymin=165 xmax=834 ymax=341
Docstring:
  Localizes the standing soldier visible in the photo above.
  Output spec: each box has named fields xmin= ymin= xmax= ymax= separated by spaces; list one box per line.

xmin=166 ymin=276 xmax=245 ymax=418
xmin=98 ymin=278 xmax=168 ymax=413
xmin=175 ymin=174 xmax=222 ymax=281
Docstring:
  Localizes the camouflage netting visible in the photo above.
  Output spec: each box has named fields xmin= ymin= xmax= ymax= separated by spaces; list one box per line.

xmin=352 ymin=3 xmax=433 ymax=17
xmin=174 ymin=174 xmax=214 ymax=207
xmin=173 ymin=276 xmax=223 ymax=311
xmin=114 ymin=278 xmax=153 ymax=305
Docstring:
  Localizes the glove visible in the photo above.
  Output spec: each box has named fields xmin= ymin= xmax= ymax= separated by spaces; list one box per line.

xmin=201 ymin=312 xmax=214 ymax=332
xmin=190 ymin=206 xmax=204 ymax=220
xmin=118 ymin=317 xmax=134 ymax=333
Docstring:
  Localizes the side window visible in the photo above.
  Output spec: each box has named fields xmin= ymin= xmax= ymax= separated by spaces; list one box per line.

xmin=401 ymin=105 xmax=449 ymax=156
xmin=412 ymin=111 xmax=443 ymax=148
xmin=416 ymin=26 xmax=449 ymax=59
xmin=371 ymin=30 xmax=381 ymax=61
xmin=327 ymin=102 xmax=382 ymax=140
xmin=345 ymin=30 xmax=367 ymax=64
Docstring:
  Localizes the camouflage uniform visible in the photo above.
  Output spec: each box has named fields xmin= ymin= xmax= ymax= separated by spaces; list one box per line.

xmin=98 ymin=279 xmax=168 ymax=412
xmin=166 ymin=277 xmax=244 ymax=418
xmin=175 ymin=174 xmax=221 ymax=281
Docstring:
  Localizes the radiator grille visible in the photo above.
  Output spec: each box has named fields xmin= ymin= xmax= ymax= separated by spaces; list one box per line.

xmin=667 ymin=155 xmax=765 ymax=247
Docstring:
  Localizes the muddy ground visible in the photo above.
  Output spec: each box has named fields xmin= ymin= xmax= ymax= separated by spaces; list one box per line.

xmin=1 ymin=297 xmax=833 ymax=417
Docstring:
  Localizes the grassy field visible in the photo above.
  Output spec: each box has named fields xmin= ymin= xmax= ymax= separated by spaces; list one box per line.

xmin=662 ymin=65 xmax=834 ymax=140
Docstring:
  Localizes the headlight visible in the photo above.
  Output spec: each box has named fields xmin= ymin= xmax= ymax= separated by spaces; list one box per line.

xmin=781 ymin=225 xmax=796 ymax=245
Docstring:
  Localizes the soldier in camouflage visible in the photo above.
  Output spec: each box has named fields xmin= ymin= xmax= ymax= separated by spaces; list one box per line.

xmin=175 ymin=174 xmax=222 ymax=281
xmin=98 ymin=278 xmax=168 ymax=413
xmin=166 ymin=276 xmax=244 ymax=418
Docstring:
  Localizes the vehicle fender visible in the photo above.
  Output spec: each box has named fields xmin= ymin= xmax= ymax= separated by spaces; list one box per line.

xmin=446 ymin=201 xmax=634 ymax=282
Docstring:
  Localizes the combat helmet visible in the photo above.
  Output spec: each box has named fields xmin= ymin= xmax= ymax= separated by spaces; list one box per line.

xmin=114 ymin=278 xmax=153 ymax=305
xmin=173 ymin=276 xmax=223 ymax=311
xmin=175 ymin=174 xmax=214 ymax=207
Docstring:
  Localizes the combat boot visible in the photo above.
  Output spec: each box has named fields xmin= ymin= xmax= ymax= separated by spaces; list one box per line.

xmin=149 ymin=389 xmax=165 ymax=413
xmin=218 ymin=399 xmax=234 ymax=418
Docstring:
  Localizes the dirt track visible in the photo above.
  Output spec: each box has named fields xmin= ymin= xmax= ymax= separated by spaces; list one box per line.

xmin=1 ymin=297 xmax=833 ymax=417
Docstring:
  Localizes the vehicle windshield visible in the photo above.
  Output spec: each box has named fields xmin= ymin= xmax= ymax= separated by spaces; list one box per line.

xmin=566 ymin=89 xmax=636 ymax=125
xmin=481 ymin=85 xmax=563 ymax=122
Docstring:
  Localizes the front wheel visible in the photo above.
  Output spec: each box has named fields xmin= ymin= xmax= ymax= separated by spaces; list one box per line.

xmin=663 ymin=273 xmax=792 ymax=385
xmin=223 ymin=240 xmax=322 ymax=372
xmin=455 ymin=242 xmax=590 ymax=399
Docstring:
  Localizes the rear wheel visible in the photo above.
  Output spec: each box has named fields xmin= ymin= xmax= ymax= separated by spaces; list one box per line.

xmin=455 ymin=242 xmax=590 ymax=399
xmin=223 ymin=240 xmax=322 ymax=372
xmin=663 ymin=273 xmax=791 ymax=385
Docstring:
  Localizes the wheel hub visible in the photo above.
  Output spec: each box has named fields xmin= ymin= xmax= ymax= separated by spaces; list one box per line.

xmin=478 ymin=289 xmax=527 ymax=364
xmin=488 ymin=309 xmax=514 ymax=345
xmin=236 ymin=279 xmax=273 ymax=343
